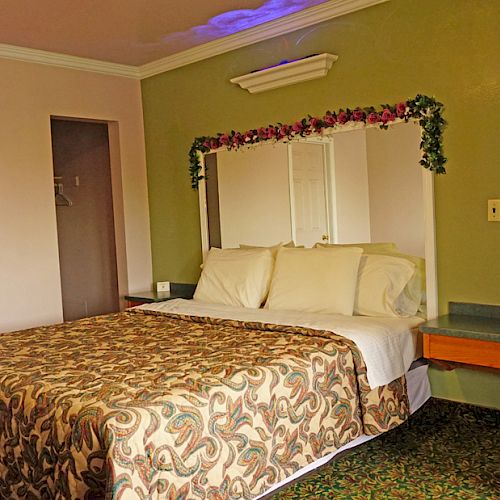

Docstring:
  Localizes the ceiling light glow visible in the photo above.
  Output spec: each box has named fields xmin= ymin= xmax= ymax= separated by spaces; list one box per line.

xmin=161 ymin=0 xmax=328 ymax=46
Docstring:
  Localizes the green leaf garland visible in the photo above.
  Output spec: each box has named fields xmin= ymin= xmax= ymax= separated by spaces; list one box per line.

xmin=189 ymin=94 xmax=446 ymax=188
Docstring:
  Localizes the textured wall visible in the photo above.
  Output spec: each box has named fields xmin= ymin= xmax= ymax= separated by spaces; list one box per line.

xmin=0 ymin=58 xmax=152 ymax=333
xmin=141 ymin=0 xmax=500 ymax=407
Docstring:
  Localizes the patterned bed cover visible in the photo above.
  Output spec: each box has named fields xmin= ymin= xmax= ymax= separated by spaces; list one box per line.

xmin=0 ymin=309 xmax=409 ymax=499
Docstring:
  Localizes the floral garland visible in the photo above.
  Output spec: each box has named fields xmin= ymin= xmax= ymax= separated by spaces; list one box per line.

xmin=189 ymin=94 xmax=446 ymax=188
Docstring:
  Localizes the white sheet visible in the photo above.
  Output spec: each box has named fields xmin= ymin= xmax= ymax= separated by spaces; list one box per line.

xmin=138 ymin=299 xmax=423 ymax=389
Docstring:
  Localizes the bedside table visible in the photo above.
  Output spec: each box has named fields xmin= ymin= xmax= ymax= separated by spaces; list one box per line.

xmin=125 ymin=283 xmax=196 ymax=307
xmin=420 ymin=302 xmax=500 ymax=370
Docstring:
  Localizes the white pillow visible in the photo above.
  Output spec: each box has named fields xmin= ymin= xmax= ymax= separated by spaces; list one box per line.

xmin=194 ymin=248 xmax=274 ymax=308
xmin=365 ymin=250 xmax=426 ymax=316
xmin=266 ymin=247 xmax=363 ymax=315
xmin=314 ymin=242 xmax=398 ymax=253
xmin=354 ymin=254 xmax=417 ymax=317
xmin=239 ymin=241 xmax=296 ymax=258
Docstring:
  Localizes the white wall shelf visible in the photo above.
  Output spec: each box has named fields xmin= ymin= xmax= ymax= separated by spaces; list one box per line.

xmin=230 ymin=53 xmax=338 ymax=94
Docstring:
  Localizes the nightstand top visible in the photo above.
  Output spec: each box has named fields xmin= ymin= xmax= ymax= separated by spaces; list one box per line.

xmin=420 ymin=302 xmax=500 ymax=343
xmin=125 ymin=283 xmax=196 ymax=303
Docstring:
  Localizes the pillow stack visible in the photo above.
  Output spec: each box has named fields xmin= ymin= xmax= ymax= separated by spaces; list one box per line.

xmin=194 ymin=241 xmax=425 ymax=318
xmin=314 ymin=242 xmax=425 ymax=317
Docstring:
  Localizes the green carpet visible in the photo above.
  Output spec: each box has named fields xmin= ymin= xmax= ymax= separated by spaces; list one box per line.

xmin=272 ymin=398 xmax=500 ymax=499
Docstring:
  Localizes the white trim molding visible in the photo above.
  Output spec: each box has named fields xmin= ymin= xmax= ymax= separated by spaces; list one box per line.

xmin=138 ymin=0 xmax=388 ymax=79
xmin=422 ymin=169 xmax=439 ymax=319
xmin=230 ymin=53 xmax=338 ymax=93
xmin=0 ymin=43 xmax=140 ymax=79
xmin=197 ymin=154 xmax=211 ymax=258
xmin=0 ymin=0 xmax=387 ymax=79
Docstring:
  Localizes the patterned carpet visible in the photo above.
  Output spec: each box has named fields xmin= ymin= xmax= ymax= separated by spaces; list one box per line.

xmin=272 ymin=398 xmax=500 ymax=499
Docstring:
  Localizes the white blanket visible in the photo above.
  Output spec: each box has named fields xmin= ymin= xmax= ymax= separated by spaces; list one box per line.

xmin=139 ymin=299 xmax=423 ymax=389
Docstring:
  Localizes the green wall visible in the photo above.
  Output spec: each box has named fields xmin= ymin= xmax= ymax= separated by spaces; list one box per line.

xmin=141 ymin=0 xmax=500 ymax=407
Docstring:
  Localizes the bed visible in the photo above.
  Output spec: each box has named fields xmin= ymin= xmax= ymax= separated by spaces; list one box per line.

xmin=0 ymin=244 xmax=430 ymax=499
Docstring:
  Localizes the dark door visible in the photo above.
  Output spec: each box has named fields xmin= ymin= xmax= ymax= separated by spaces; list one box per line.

xmin=51 ymin=119 xmax=119 ymax=321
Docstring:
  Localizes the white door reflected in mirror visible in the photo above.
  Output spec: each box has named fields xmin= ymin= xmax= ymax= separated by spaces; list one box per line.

xmin=290 ymin=142 xmax=329 ymax=247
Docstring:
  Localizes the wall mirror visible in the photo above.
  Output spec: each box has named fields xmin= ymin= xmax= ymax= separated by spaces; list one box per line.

xmin=194 ymin=97 xmax=445 ymax=318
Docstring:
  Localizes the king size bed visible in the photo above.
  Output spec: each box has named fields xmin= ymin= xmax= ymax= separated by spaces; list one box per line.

xmin=0 ymin=244 xmax=431 ymax=499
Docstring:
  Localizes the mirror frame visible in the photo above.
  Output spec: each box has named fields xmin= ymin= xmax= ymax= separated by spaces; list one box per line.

xmin=191 ymin=95 xmax=447 ymax=319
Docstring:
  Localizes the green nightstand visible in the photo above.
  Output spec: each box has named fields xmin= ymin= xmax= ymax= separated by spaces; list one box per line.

xmin=125 ymin=283 xmax=196 ymax=307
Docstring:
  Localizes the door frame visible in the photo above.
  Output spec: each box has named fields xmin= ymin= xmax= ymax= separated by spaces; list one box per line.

xmin=50 ymin=116 xmax=128 ymax=311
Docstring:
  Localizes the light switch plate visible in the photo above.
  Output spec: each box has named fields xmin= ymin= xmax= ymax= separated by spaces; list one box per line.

xmin=488 ymin=199 xmax=500 ymax=221
xmin=156 ymin=281 xmax=170 ymax=292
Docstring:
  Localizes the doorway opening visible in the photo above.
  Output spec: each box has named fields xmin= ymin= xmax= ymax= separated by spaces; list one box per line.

xmin=51 ymin=118 xmax=120 ymax=321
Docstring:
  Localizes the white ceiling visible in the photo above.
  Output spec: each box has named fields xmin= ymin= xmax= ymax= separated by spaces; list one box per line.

xmin=0 ymin=0 xmax=387 ymax=78
xmin=0 ymin=0 xmax=331 ymax=65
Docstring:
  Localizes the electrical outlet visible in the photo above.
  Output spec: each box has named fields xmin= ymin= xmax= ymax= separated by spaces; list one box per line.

xmin=488 ymin=199 xmax=500 ymax=222
xmin=156 ymin=281 xmax=170 ymax=292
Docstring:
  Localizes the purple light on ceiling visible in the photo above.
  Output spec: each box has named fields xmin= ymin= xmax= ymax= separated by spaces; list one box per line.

xmin=163 ymin=0 xmax=329 ymax=45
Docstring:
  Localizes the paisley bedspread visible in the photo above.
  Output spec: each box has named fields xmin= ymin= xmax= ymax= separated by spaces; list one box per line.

xmin=0 ymin=309 xmax=409 ymax=499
